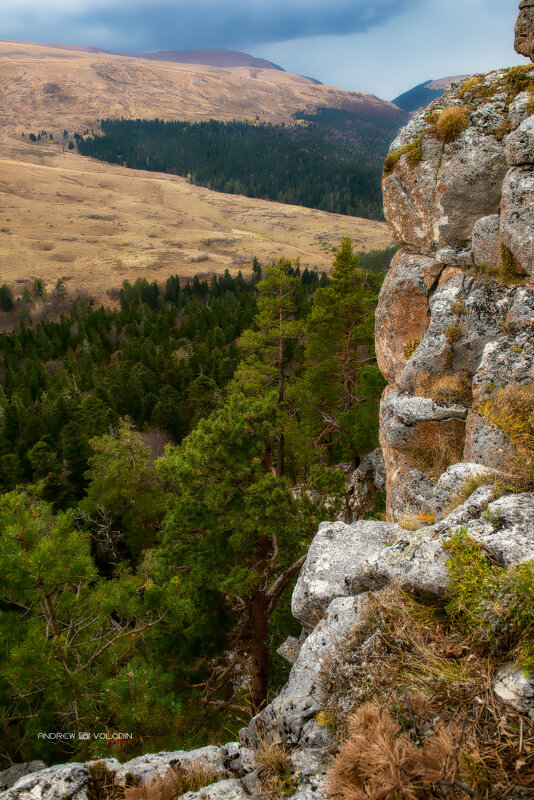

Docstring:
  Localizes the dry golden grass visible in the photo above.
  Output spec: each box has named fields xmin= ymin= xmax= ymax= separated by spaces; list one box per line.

xmin=409 ymin=429 xmax=465 ymax=482
xmin=0 ymin=39 xmax=404 ymax=133
xmin=254 ymin=733 xmax=294 ymax=798
xmin=0 ymin=137 xmax=392 ymax=306
xmin=480 ymin=381 xmax=534 ymax=488
xmin=416 ymin=371 xmax=472 ymax=407
xmin=327 ymin=704 xmax=466 ymax=800
xmin=320 ymin=586 xmax=534 ymax=800
xmin=432 ymin=106 xmax=470 ymax=143
xmin=0 ymin=39 xmax=395 ymax=305
xmin=123 ymin=762 xmax=221 ymax=800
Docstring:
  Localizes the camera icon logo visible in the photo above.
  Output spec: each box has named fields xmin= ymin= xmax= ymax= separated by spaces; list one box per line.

xmin=78 ymin=732 xmax=91 ymax=741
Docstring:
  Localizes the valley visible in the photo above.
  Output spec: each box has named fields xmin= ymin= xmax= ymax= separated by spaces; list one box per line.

xmin=0 ymin=39 xmax=398 ymax=300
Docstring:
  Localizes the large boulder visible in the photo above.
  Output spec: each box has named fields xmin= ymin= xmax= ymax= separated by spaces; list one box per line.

xmin=515 ymin=0 xmax=534 ymax=61
xmin=501 ymin=165 xmax=534 ymax=276
xmin=506 ymin=116 xmax=534 ymax=166
xmin=364 ymin=491 xmax=534 ymax=596
xmin=291 ymin=522 xmax=398 ymax=627
xmin=240 ymin=596 xmax=364 ymax=747
xmin=374 ymin=251 xmax=442 ymax=386
xmin=382 ymin=77 xmax=508 ymax=255
xmin=116 ymin=747 xmax=225 ymax=786
xmin=0 ymin=765 xmax=90 ymax=800
xmin=0 ymin=765 xmax=47 ymax=792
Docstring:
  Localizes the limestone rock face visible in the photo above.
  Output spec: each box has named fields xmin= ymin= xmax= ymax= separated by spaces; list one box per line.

xmin=374 ymin=251 xmax=442 ymax=386
xmin=0 ymin=765 xmax=47 ymax=792
xmin=364 ymin=492 xmax=534 ymax=596
xmin=346 ymin=447 xmax=386 ymax=519
xmin=291 ymin=521 xmax=398 ymax=627
xmin=516 ymin=0 xmax=534 ymax=61
xmin=0 ymin=765 xmax=90 ymax=800
xmin=240 ymin=596 xmax=364 ymax=747
xmin=501 ymin=167 xmax=534 ymax=275
xmin=377 ymin=66 xmax=534 ymax=520
xmin=382 ymin=77 xmax=509 ymax=256
xmin=115 ymin=747 xmax=225 ymax=786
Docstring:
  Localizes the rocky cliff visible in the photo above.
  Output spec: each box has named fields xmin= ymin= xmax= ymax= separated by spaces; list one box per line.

xmin=2 ymin=5 xmax=534 ymax=800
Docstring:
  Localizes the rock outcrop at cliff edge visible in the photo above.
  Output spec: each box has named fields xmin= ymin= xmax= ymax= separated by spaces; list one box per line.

xmin=378 ymin=62 xmax=534 ymax=520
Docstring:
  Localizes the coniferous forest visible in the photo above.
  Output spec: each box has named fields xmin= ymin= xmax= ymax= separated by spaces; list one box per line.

xmin=75 ymin=108 xmax=404 ymax=220
xmin=0 ymin=242 xmax=388 ymax=763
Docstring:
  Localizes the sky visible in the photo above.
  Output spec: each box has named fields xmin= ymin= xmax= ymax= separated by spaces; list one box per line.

xmin=1 ymin=0 xmax=520 ymax=99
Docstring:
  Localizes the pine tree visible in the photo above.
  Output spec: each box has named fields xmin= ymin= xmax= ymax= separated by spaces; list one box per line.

xmin=155 ymin=393 xmax=333 ymax=710
xmin=293 ymin=238 xmax=385 ymax=465
xmin=233 ymin=259 xmax=302 ymax=476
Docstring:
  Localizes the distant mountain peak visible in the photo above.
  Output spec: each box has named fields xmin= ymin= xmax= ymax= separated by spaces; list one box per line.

xmin=112 ymin=48 xmax=285 ymax=72
xmin=392 ymin=75 xmax=468 ymax=112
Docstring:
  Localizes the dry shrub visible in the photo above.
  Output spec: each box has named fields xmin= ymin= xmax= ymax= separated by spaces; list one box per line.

xmin=480 ymin=380 xmax=534 ymax=487
xmin=254 ymin=733 xmax=294 ymax=797
xmin=320 ymin=586 xmax=534 ymax=799
xmin=124 ymin=762 xmax=221 ymax=800
xmin=327 ymin=704 xmax=466 ymax=800
xmin=409 ymin=428 xmax=465 ymax=481
xmin=398 ymin=509 xmax=435 ymax=532
xmin=432 ymin=107 xmax=470 ymax=144
xmin=416 ymin=371 xmax=472 ymax=407
xmin=445 ymin=472 xmax=499 ymax=515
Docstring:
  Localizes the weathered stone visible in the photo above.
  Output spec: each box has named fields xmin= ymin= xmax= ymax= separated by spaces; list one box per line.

xmin=116 ymin=747 xmax=225 ymax=786
xmin=509 ymin=92 xmax=533 ymax=129
xmin=400 ymin=271 xmax=515 ymax=391
xmin=364 ymin=492 xmax=534 ymax=596
xmin=291 ymin=522 xmax=398 ymax=627
xmin=380 ymin=440 xmax=436 ymax=521
xmin=0 ymin=765 xmax=47 ymax=792
xmin=276 ymin=636 xmax=301 ymax=665
xmin=220 ymin=743 xmax=254 ymax=779
xmin=506 ymin=117 xmax=534 ymax=165
xmin=472 ymin=333 xmax=534 ymax=404
xmin=501 ymin=166 xmax=534 ymax=276
xmin=471 ymin=214 xmax=503 ymax=268
xmin=0 ymin=765 xmax=89 ymax=800
xmin=383 ymin=102 xmax=507 ymax=254
xmin=435 ymin=246 xmax=472 ymax=267
xmin=179 ymin=778 xmax=248 ymax=800
xmin=516 ymin=0 xmax=534 ymax=61
xmin=381 ymin=390 xmax=467 ymax=443
xmin=432 ymin=461 xmax=496 ymax=520
xmin=290 ymin=748 xmax=331 ymax=788
xmin=290 ymin=788 xmax=326 ymax=800
xmin=494 ymin=663 xmax=534 ymax=722
xmin=240 ymin=597 xmax=364 ymax=747
xmin=374 ymin=251 xmax=442 ymax=386
xmin=464 ymin=410 xmax=517 ymax=468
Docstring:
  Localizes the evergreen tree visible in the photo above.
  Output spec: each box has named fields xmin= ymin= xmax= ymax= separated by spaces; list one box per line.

xmin=155 ymin=394 xmax=339 ymax=709
xmin=234 ymin=259 xmax=302 ymax=476
xmin=293 ymin=238 xmax=385 ymax=465
xmin=0 ymin=491 xmax=168 ymax=762
xmin=79 ymin=419 xmax=165 ymax=561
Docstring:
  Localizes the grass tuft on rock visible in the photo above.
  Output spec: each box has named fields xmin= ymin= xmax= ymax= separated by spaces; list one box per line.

xmin=480 ymin=380 xmax=534 ymax=488
xmin=431 ymin=107 xmax=470 ymax=144
xmin=416 ymin=371 xmax=472 ymax=407
xmin=321 ymin=578 xmax=534 ymax=800
xmin=254 ymin=733 xmax=295 ymax=797
xmin=124 ymin=762 xmax=222 ymax=800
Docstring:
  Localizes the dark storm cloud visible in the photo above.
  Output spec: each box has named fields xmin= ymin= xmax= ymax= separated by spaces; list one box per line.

xmin=3 ymin=0 xmax=421 ymax=52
